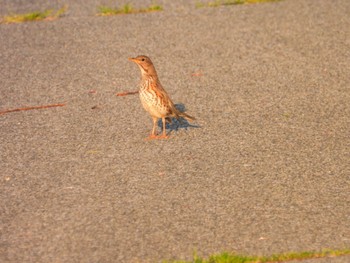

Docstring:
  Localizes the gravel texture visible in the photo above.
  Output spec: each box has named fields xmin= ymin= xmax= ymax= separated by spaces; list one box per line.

xmin=1 ymin=0 xmax=349 ymax=262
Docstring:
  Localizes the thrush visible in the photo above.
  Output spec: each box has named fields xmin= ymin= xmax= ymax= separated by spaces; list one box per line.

xmin=129 ymin=55 xmax=195 ymax=139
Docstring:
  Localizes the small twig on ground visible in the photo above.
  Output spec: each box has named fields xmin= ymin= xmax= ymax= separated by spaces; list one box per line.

xmin=116 ymin=91 xmax=139 ymax=96
xmin=0 ymin=103 xmax=66 ymax=115
xmin=191 ymin=72 xmax=203 ymax=77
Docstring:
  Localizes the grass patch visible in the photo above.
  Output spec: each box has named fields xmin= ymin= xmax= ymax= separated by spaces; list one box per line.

xmin=1 ymin=5 xmax=67 ymax=24
xmin=196 ymin=0 xmax=282 ymax=8
xmin=164 ymin=248 xmax=350 ymax=263
xmin=97 ymin=3 xmax=163 ymax=16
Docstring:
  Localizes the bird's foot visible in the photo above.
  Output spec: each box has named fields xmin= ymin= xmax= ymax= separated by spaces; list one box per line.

xmin=158 ymin=134 xmax=169 ymax=139
xmin=145 ymin=134 xmax=169 ymax=140
xmin=146 ymin=134 xmax=159 ymax=140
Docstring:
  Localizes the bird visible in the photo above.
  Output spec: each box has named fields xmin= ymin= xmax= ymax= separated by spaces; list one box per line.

xmin=129 ymin=55 xmax=195 ymax=139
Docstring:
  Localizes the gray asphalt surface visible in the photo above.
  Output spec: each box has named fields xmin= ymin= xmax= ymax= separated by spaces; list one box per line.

xmin=1 ymin=0 xmax=349 ymax=262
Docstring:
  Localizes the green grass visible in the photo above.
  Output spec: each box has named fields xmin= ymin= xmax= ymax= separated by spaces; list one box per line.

xmin=163 ymin=248 xmax=350 ymax=263
xmin=196 ymin=0 xmax=282 ymax=8
xmin=97 ymin=3 xmax=163 ymax=16
xmin=1 ymin=5 xmax=67 ymax=24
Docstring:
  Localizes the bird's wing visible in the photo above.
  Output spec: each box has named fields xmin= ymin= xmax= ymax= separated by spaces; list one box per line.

xmin=155 ymin=83 xmax=195 ymax=121
xmin=152 ymin=81 xmax=177 ymax=110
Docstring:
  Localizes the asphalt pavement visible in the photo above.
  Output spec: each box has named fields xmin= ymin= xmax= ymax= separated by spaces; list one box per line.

xmin=1 ymin=0 xmax=349 ymax=262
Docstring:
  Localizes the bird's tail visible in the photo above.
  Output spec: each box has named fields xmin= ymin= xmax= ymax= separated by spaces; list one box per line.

xmin=177 ymin=111 xmax=196 ymax=122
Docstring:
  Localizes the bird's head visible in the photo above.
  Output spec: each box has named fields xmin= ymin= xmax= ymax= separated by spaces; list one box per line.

xmin=128 ymin=55 xmax=157 ymax=77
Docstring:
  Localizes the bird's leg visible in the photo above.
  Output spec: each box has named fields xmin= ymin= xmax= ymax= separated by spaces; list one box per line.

xmin=158 ymin=117 xmax=169 ymax=139
xmin=147 ymin=117 xmax=159 ymax=139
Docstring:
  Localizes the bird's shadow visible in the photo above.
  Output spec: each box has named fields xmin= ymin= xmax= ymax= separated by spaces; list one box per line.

xmin=157 ymin=103 xmax=200 ymax=134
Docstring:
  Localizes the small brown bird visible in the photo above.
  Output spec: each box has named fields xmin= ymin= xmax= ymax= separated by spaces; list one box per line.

xmin=129 ymin=55 xmax=195 ymax=139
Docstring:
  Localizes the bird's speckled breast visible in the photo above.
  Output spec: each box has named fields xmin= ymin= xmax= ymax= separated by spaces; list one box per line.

xmin=139 ymin=79 xmax=168 ymax=118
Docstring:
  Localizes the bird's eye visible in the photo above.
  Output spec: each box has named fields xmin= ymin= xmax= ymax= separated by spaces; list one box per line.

xmin=141 ymin=58 xmax=145 ymax=61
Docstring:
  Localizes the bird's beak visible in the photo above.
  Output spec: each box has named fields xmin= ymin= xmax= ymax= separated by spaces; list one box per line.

xmin=128 ymin=57 xmax=136 ymax=62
